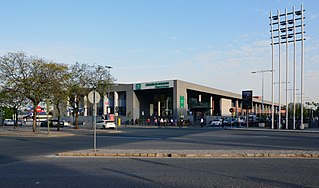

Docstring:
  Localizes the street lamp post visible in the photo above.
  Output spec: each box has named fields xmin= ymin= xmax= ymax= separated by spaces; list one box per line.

xmin=252 ymin=70 xmax=272 ymax=118
xmin=275 ymin=81 xmax=290 ymax=129
xmin=105 ymin=66 xmax=112 ymax=116
xmin=274 ymin=81 xmax=289 ymax=129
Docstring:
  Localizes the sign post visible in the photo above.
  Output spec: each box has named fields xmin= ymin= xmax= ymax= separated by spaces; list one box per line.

xmin=242 ymin=90 xmax=253 ymax=128
xmin=88 ymin=90 xmax=101 ymax=152
xmin=229 ymin=108 xmax=234 ymax=128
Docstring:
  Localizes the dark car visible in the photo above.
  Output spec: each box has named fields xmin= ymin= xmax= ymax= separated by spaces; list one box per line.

xmin=40 ymin=119 xmax=64 ymax=127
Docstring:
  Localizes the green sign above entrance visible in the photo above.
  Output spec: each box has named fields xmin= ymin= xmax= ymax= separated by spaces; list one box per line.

xmin=180 ymin=96 xmax=185 ymax=108
xmin=134 ymin=80 xmax=174 ymax=90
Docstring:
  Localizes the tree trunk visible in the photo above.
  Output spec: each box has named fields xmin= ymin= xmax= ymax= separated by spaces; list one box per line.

xmin=14 ymin=108 xmax=18 ymax=129
xmin=73 ymin=99 xmax=80 ymax=129
xmin=31 ymin=100 xmax=39 ymax=132
xmin=56 ymin=101 xmax=61 ymax=131
xmin=74 ymin=109 xmax=79 ymax=129
xmin=32 ymin=109 xmax=37 ymax=132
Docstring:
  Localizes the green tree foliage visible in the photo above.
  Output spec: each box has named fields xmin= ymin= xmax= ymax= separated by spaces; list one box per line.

xmin=0 ymin=52 xmax=114 ymax=131
xmin=67 ymin=63 xmax=114 ymax=129
xmin=0 ymin=52 xmax=70 ymax=132
xmin=305 ymin=102 xmax=319 ymax=119
xmin=0 ymin=89 xmax=28 ymax=127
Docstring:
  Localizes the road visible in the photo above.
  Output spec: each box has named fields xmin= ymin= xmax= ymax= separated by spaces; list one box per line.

xmin=0 ymin=127 xmax=318 ymax=187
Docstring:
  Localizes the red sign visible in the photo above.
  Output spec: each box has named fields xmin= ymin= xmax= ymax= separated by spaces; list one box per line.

xmin=36 ymin=106 xmax=42 ymax=113
xmin=109 ymin=114 xmax=115 ymax=121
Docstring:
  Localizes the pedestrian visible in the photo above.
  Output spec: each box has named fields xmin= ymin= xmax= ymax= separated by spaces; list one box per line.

xmin=147 ymin=118 xmax=151 ymax=125
xmin=154 ymin=118 xmax=158 ymax=126
xmin=165 ymin=118 xmax=168 ymax=126
xmin=200 ymin=118 xmax=204 ymax=128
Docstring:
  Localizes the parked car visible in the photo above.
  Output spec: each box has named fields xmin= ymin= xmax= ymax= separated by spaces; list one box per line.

xmin=96 ymin=120 xmax=116 ymax=129
xmin=223 ymin=118 xmax=229 ymax=125
xmin=24 ymin=120 xmax=42 ymax=126
xmin=229 ymin=118 xmax=239 ymax=126
xmin=3 ymin=119 xmax=15 ymax=126
xmin=40 ymin=119 xmax=64 ymax=127
xmin=239 ymin=116 xmax=246 ymax=125
xmin=60 ymin=120 xmax=71 ymax=126
xmin=3 ymin=119 xmax=22 ymax=126
xmin=223 ymin=118 xmax=238 ymax=126
xmin=210 ymin=119 xmax=222 ymax=126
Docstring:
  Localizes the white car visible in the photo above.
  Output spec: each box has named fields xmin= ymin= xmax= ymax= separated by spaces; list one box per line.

xmin=96 ymin=120 xmax=116 ymax=129
xmin=3 ymin=119 xmax=15 ymax=126
xmin=3 ymin=119 xmax=22 ymax=126
xmin=210 ymin=119 xmax=222 ymax=126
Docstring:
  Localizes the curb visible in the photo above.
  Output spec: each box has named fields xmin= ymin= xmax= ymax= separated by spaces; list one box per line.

xmin=225 ymin=127 xmax=319 ymax=134
xmin=56 ymin=150 xmax=319 ymax=158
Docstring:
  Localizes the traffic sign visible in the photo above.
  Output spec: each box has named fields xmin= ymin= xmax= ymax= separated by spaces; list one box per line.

xmin=229 ymin=108 xmax=234 ymax=113
xmin=36 ymin=106 xmax=42 ymax=113
xmin=88 ymin=91 xmax=101 ymax=104
xmin=89 ymin=90 xmax=101 ymax=152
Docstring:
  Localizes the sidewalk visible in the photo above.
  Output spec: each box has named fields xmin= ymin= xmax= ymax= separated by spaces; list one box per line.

xmin=225 ymin=126 xmax=319 ymax=134
xmin=0 ymin=125 xmax=121 ymax=137
xmin=122 ymin=124 xmax=319 ymax=134
xmin=0 ymin=126 xmax=76 ymax=137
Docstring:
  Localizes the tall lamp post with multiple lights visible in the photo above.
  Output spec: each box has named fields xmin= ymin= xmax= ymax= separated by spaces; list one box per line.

xmin=269 ymin=5 xmax=305 ymax=129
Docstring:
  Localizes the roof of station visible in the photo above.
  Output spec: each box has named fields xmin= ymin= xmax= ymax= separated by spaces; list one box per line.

xmin=114 ymin=79 xmax=275 ymax=106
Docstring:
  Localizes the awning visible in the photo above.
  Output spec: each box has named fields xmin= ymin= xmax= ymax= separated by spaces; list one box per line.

xmin=189 ymin=106 xmax=211 ymax=111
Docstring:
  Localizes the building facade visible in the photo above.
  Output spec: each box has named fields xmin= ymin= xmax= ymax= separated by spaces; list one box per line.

xmin=75 ymin=80 xmax=275 ymax=124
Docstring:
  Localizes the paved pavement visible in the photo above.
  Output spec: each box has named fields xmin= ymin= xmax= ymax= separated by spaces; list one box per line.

xmin=0 ymin=125 xmax=122 ymax=137
xmin=1 ymin=125 xmax=319 ymax=158
xmin=0 ymin=125 xmax=77 ymax=137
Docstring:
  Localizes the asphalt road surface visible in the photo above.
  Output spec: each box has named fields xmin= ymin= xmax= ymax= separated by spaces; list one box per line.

xmin=1 ymin=157 xmax=318 ymax=187
xmin=0 ymin=127 xmax=318 ymax=187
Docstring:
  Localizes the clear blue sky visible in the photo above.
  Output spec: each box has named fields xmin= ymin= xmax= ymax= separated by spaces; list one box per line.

xmin=1 ymin=0 xmax=318 ymax=103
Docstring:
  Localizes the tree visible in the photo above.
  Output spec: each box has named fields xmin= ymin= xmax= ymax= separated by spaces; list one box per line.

xmin=67 ymin=63 xmax=114 ymax=129
xmin=1 ymin=52 xmax=115 ymax=131
xmin=305 ymin=101 xmax=319 ymax=120
xmin=0 ymin=52 xmax=71 ymax=132
xmin=0 ymin=88 xmax=28 ymax=128
xmin=43 ymin=62 xmax=70 ymax=131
